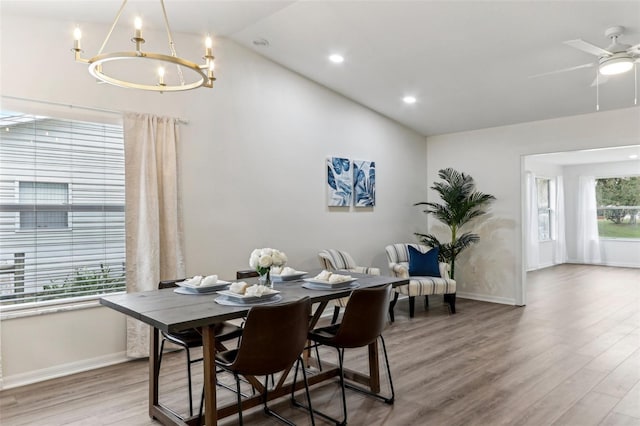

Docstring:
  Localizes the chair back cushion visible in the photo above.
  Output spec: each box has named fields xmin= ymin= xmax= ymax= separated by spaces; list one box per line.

xmin=228 ymin=297 xmax=311 ymax=376
xmin=408 ymin=246 xmax=441 ymax=277
xmin=332 ymin=284 xmax=391 ymax=348
xmin=318 ymin=249 xmax=357 ymax=270
xmin=385 ymin=243 xmax=430 ymax=264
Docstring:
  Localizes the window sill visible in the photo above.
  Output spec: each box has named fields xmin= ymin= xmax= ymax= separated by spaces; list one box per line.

xmin=598 ymin=238 xmax=640 ymax=243
xmin=0 ymin=292 xmax=125 ymax=320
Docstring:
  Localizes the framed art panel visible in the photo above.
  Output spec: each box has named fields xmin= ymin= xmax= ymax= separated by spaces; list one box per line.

xmin=327 ymin=157 xmax=352 ymax=206
xmin=353 ymin=160 xmax=375 ymax=207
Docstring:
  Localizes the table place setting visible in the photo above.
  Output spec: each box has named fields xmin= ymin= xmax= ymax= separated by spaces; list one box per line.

xmin=270 ymin=266 xmax=308 ymax=282
xmin=173 ymin=275 xmax=231 ymax=294
xmin=301 ymin=270 xmax=359 ymax=291
xmin=215 ymin=282 xmax=283 ymax=306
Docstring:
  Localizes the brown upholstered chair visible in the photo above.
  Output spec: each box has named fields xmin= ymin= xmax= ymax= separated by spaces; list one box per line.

xmin=157 ymin=279 xmax=243 ymax=417
xmin=211 ymin=297 xmax=315 ymax=425
xmin=236 ymin=269 xmax=260 ymax=279
xmin=296 ymin=284 xmax=394 ymax=425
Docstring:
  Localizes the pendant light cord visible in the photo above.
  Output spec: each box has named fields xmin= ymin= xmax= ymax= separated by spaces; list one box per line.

xmin=98 ymin=0 xmax=128 ymax=56
xmin=160 ymin=0 xmax=186 ymax=86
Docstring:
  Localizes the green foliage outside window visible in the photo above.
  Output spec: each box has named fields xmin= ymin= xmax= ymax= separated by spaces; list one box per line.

xmin=595 ymin=176 xmax=640 ymax=238
xmin=43 ymin=264 xmax=125 ymax=301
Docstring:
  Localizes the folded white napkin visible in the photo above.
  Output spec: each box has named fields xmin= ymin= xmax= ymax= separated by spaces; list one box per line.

xmin=229 ymin=281 xmax=248 ymax=294
xmin=245 ymin=284 xmax=273 ymax=297
xmin=314 ymin=270 xmax=332 ymax=281
xmin=184 ymin=275 xmax=203 ymax=286
xmin=280 ymin=266 xmax=297 ymax=276
xmin=271 ymin=266 xmax=284 ymax=274
xmin=201 ymin=275 xmax=218 ymax=286
xmin=328 ymin=274 xmax=352 ymax=284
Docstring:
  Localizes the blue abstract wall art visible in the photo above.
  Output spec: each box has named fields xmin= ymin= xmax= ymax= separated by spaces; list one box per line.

xmin=327 ymin=157 xmax=352 ymax=206
xmin=353 ymin=160 xmax=376 ymax=207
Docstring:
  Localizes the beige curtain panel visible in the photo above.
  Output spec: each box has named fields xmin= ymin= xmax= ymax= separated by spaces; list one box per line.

xmin=124 ymin=112 xmax=185 ymax=358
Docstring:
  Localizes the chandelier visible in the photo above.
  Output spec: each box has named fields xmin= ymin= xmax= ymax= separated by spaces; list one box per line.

xmin=72 ymin=0 xmax=215 ymax=92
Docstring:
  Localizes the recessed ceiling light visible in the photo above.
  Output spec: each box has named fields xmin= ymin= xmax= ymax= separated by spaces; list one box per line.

xmin=629 ymin=154 xmax=639 ymax=159
xmin=403 ymin=96 xmax=417 ymax=104
xmin=329 ymin=54 xmax=344 ymax=64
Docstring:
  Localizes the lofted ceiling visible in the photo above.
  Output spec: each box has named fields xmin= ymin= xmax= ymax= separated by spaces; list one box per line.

xmin=2 ymin=0 xmax=640 ymax=136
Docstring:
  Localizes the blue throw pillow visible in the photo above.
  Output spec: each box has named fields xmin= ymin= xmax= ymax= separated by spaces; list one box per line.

xmin=408 ymin=246 xmax=441 ymax=277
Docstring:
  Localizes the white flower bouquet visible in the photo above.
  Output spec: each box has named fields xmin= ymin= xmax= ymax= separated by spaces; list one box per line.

xmin=249 ymin=248 xmax=288 ymax=278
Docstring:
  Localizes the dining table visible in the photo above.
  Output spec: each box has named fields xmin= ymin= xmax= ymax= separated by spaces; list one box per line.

xmin=100 ymin=271 xmax=408 ymax=426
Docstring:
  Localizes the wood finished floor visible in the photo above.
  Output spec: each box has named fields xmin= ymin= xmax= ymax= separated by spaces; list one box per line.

xmin=1 ymin=264 xmax=639 ymax=425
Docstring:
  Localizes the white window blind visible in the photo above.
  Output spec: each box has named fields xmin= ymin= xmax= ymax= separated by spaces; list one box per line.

xmin=0 ymin=111 xmax=126 ymax=305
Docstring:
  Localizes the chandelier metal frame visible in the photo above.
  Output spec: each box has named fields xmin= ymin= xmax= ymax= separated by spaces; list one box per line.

xmin=72 ymin=0 xmax=215 ymax=92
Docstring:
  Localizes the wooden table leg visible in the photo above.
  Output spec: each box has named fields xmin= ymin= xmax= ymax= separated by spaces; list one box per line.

xmin=202 ymin=325 xmax=218 ymax=426
xmin=150 ymin=326 xmax=160 ymax=418
xmin=368 ymin=340 xmax=381 ymax=393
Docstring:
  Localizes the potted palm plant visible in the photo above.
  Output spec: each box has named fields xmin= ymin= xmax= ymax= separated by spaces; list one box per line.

xmin=415 ymin=168 xmax=495 ymax=279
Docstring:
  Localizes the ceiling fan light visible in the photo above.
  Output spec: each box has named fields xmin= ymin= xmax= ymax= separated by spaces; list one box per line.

xmin=599 ymin=55 xmax=634 ymax=75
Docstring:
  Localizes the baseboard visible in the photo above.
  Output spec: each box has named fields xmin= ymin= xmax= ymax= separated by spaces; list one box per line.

xmin=565 ymin=260 xmax=640 ymax=268
xmin=1 ymin=351 xmax=128 ymax=390
xmin=456 ymin=292 xmax=516 ymax=306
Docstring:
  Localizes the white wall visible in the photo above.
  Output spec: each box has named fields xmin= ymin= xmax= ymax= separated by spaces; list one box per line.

xmin=563 ymin=160 xmax=640 ymax=267
xmin=426 ymin=107 xmax=640 ymax=305
xmin=0 ymin=14 xmax=426 ymax=387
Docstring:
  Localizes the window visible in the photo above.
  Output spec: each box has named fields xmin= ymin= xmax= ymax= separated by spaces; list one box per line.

xmin=536 ymin=178 xmax=552 ymax=241
xmin=0 ymin=111 xmax=126 ymax=306
xmin=596 ymin=176 xmax=640 ymax=239
xmin=19 ymin=181 xmax=69 ymax=229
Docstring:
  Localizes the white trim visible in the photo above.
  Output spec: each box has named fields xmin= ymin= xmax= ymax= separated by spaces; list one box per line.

xmin=0 ymin=351 xmax=129 ymax=390
xmin=526 ymin=261 xmax=558 ymax=272
xmin=0 ymin=294 xmax=124 ymax=320
xmin=565 ymin=260 xmax=640 ymax=269
xmin=457 ymin=292 xmax=517 ymax=306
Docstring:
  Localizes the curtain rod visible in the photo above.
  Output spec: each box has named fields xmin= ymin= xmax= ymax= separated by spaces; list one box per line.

xmin=1 ymin=95 xmax=189 ymax=125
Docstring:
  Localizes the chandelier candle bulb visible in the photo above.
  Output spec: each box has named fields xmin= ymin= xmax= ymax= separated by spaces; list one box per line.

xmin=134 ymin=17 xmax=142 ymax=38
xmin=73 ymin=27 xmax=82 ymax=50
xmin=205 ymin=36 xmax=213 ymax=57
xmin=157 ymin=66 xmax=165 ymax=86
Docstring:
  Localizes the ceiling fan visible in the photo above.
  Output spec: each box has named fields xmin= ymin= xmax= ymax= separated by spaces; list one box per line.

xmin=531 ymin=26 xmax=640 ymax=85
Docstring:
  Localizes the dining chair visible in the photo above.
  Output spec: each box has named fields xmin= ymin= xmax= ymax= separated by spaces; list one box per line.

xmin=236 ymin=269 xmax=260 ymax=279
xmin=317 ymin=249 xmax=381 ymax=323
xmin=156 ymin=279 xmax=243 ymax=418
xmin=206 ymin=297 xmax=315 ymax=426
xmin=294 ymin=284 xmax=394 ymax=426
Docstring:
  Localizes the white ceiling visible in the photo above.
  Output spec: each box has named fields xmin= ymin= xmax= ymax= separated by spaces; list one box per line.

xmin=2 ymin=0 xmax=640 ymax=136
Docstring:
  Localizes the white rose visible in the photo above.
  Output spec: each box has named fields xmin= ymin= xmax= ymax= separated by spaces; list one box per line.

xmin=249 ymin=254 xmax=259 ymax=269
xmin=250 ymin=249 xmax=261 ymax=258
xmin=258 ymin=254 xmax=273 ymax=268
xmin=271 ymin=250 xmax=287 ymax=266
xmin=261 ymin=248 xmax=274 ymax=256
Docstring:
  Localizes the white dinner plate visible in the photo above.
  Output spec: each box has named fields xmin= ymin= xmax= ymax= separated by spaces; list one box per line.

xmin=215 ymin=294 xmax=283 ymax=307
xmin=176 ymin=279 xmax=230 ymax=293
xmin=302 ymin=282 xmax=360 ymax=291
xmin=216 ymin=289 xmax=280 ymax=303
xmin=302 ymin=277 xmax=357 ymax=288
xmin=270 ymin=271 xmax=308 ymax=282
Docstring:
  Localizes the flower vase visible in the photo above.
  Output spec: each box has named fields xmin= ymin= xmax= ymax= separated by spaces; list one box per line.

xmin=258 ymin=270 xmax=272 ymax=288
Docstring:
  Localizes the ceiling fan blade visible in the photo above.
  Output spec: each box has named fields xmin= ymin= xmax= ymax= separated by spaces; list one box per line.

xmin=564 ymin=39 xmax=613 ymax=57
xmin=528 ymin=62 xmax=594 ymax=79
xmin=628 ymin=43 xmax=640 ymax=54
xmin=590 ymin=74 xmax=610 ymax=87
